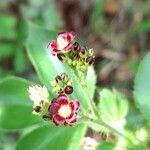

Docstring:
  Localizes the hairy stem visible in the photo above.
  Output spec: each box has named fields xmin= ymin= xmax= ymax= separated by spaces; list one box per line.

xmin=81 ymin=115 xmax=134 ymax=147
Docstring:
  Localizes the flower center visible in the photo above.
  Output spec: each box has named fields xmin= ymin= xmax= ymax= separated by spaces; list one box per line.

xmin=57 ymin=37 xmax=68 ymax=50
xmin=58 ymin=104 xmax=71 ymax=118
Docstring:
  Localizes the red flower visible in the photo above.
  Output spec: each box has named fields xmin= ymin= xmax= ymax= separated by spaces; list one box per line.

xmin=48 ymin=94 xmax=80 ymax=126
xmin=47 ymin=32 xmax=76 ymax=55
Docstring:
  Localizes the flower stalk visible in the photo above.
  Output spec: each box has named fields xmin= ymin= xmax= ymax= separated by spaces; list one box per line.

xmin=28 ymin=31 xmax=96 ymax=127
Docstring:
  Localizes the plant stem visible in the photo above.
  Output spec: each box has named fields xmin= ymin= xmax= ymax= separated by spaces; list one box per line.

xmin=82 ymin=115 xmax=134 ymax=147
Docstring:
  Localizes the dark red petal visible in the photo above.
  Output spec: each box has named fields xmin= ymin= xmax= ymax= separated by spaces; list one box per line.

xmin=47 ymin=41 xmax=59 ymax=54
xmin=69 ymin=31 xmax=76 ymax=37
xmin=57 ymin=93 xmax=67 ymax=98
xmin=66 ymin=113 xmax=77 ymax=125
xmin=48 ymin=102 xmax=59 ymax=114
xmin=52 ymin=114 xmax=65 ymax=126
xmin=58 ymin=32 xmax=67 ymax=37
xmin=53 ymin=49 xmax=58 ymax=52
xmin=68 ymin=32 xmax=76 ymax=42
xmin=66 ymin=111 xmax=74 ymax=120
xmin=47 ymin=41 xmax=58 ymax=49
xmin=58 ymin=32 xmax=76 ymax=43
xmin=57 ymin=32 xmax=67 ymax=41
xmin=55 ymin=94 xmax=68 ymax=105
xmin=70 ymin=100 xmax=80 ymax=112
xmin=67 ymin=35 xmax=71 ymax=42
xmin=69 ymin=101 xmax=75 ymax=112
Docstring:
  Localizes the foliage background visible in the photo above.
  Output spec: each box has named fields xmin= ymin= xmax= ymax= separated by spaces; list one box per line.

xmin=0 ymin=0 xmax=150 ymax=149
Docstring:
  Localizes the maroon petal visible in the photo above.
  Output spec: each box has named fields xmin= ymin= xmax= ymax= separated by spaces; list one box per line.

xmin=66 ymin=111 xmax=74 ymax=120
xmin=58 ymin=32 xmax=67 ymax=38
xmin=48 ymin=102 xmax=59 ymax=114
xmin=66 ymin=113 xmax=77 ymax=125
xmin=57 ymin=32 xmax=76 ymax=44
xmin=67 ymin=32 xmax=76 ymax=43
xmin=55 ymin=94 xmax=68 ymax=105
xmin=47 ymin=41 xmax=59 ymax=55
xmin=47 ymin=41 xmax=58 ymax=49
xmin=53 ymin=114 xmax=65 ymax=126
xmin=70 ymin=100 xmax=80 ymax=112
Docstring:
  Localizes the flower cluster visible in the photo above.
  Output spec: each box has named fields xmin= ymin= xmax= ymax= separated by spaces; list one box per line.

xmin=28 ymin=85 xmax=49 ymax=114
xmin=51 ymin=73 xmax=73 ymax=95
xmin=28 ymin=32 xmax=95 ymax=126
xmin=47 ymin=32 xmax=95 ymax=73
xmin=28 ymin=74 xmax=80 ymax=126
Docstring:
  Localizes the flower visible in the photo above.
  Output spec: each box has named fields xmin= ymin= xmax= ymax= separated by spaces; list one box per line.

xmin=48 ymin=94 xmax=80 ymax=126
xmin=47 ymin=32 xmax=76 ymax=55
xmin=28 ymin=85 xmax=49 ymax=107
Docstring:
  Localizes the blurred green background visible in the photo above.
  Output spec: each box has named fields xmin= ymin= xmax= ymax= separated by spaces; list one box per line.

xmin=0 ymin=0 xmax=150 ymax=149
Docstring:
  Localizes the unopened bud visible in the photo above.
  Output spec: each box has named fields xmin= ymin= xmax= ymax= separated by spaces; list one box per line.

xmin=86 ymin=56 xmax=95 ymax=65
xmin=55 ymin=75 xmax=62 ymax=82
xmin=34 ymin=106 xmax=41 ymax=112
xmin=64 ymin=85 xmax=73 ymax=94
xmin=57 ymin=53 xmax=65 ymax=61
xmin=73 ymin=42 xmax=80 ymax=51
xmin=61 ymin=73 xmax=68 ymax=80
xmin=80 ymin=46 xmax=87 ymax=54
xmin=42 ymin=115 xmax=51 ymax=121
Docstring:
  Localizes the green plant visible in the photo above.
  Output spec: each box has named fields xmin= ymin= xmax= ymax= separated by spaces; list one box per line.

xmin=0 ymin=23 xmax=150 ymax=150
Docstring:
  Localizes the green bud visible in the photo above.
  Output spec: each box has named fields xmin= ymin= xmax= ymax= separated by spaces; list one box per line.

xmin=68 ymin=59 xmax=72 ymax=65
xmin=72 ymin=61 xmax=76 ymax=66
xmin=88 ymin=49 xmax=93 ymax=55
xmin=67 ymin=80 xmax=72 ymax=86
xmin=80 ymin=65 xmax=87 ymax=71
xmin=51 ymin=80 xmax=57 ymax=87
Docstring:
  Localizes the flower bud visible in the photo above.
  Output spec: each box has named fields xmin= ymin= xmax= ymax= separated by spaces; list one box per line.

xmin=86 ymin=56 xmax=95 ymax=65
xmin=64 ymin=85 xmax=73 ymax=94
xmin=80 ymin=46 xmax=87 ymax=54
xmin=61 ymin=73 xmax=68 ymax=80
xmin=57 ymin=53 xmax=65 ymax=61
xmin=73 ymin=42 xmax=80 ymax=51
xmin=55 ymin=75 xmax=62 ymax=82
xmin=34 ymin=106 xmax=41 ymax=112
xmin=42 ymin=115 xmax=52 ymax=121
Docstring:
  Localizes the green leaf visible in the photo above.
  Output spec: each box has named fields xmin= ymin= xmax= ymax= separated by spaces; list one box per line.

xmin=26 ymin=24 xmax=62 ymax=88
xmin=13 ymin=48 xmax=27 ymax=73
xmin=0 ymin=15 xmax=16 ymax=39
xmin=0 ymin=77 xmax=42 ymax=130
xmin=0 ymin=43 xmax=15 ymax=60
xmin=125 ymin=104 xmax=146 ymax=131
xmin=98 ymin=89 xmax=128 ymax=130
xmin=134 ymin=52 xmax=150 ymax=121
xmin=0 ymin=69 xmax=11 ymax=80
xmin=16 ymin=124 xmax=86 ymax=150
xmin=0 ymin=131 xmax=16 ymax=150
xmin=85 ymin=66 xmax=96 ymax=100
xmin=96 ymin=141 xmax=115 ymax=150
xmin=16 ymin=20 xmax=28 ymax=43
xmin=26 ymin=24 xmax=96 ymax=113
